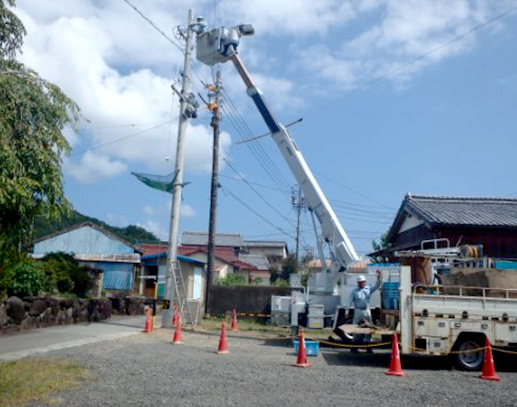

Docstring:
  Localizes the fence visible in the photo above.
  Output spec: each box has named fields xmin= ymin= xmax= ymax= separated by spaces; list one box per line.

xmin=206 ymin=286 xmax=302 ymax=315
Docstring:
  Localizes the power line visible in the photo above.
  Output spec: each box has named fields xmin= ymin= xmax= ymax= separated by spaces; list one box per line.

xmin=71 ymin=120 xmax=175 ymax=156
xmin=121 ymin=0 xmax=184 ymax=54
xmin=223 ymin=187 xmax=295 ymax=239
xmin=219 ymin=173 xmax=289 ymax=193
xmin=190 ymin=63 xmax=293 ymax=198
xmin=223 ymin=158 xmax=295 ymax=227
xmin=221 ymin=92 xmax=293 ymax=195
xmin=315 ymin=170 xmax=393 ymax=209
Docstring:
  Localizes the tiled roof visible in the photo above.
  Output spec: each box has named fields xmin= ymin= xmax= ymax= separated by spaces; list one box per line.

xmin=182 ymin=232 xmax=243 ymax=247
xmin=242 ymin=240 xmax=287 ymax=248
xmin=178 ymin=246 xmax=257 ymax=270
xmin=240 ymin=254 xmax=270 ymax=271
xmin=139 ymin=243 xmax=169 ymax=257
xmin=404 ymin=195 xmax=517 ymax=228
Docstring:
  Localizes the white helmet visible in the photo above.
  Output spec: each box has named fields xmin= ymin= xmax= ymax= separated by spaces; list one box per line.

xmin=357 ymin=275 xmax=366 ymax=283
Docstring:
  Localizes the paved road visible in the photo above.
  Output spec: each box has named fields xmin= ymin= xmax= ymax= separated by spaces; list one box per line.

xmin=0 ymin=315 xmax=151 ymax=362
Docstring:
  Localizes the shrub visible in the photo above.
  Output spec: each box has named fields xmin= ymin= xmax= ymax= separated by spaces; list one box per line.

xmin=216 ymin=274 xmax=247 ymax=286
xmin=40 ymin=253 xmax=93 ymax=297
xmin=7 ymin=260 xmax=46 ymax=297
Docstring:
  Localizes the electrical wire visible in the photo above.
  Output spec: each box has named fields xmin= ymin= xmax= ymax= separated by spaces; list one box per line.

xmin=223 ymin=158 xmax=296 ymax=228
xmin=222 ymin=187 xmax=296 ymax=239
xmin=70 ymin=120 xmax=175 ymax=157
xmin=121 ymin=0 xmax=184 ymax=54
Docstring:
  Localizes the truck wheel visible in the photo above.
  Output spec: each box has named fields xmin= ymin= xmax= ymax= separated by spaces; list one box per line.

xmin=454 ymin=338 xmax=484 ymax=371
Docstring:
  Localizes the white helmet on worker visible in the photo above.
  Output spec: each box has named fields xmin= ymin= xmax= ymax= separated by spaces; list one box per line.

xmin=357 ymin=275 xmax=366 ymax=283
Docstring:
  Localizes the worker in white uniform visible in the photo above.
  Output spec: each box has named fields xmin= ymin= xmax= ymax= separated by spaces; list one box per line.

xmin=345 ymin=270 xmax=382 ymax=353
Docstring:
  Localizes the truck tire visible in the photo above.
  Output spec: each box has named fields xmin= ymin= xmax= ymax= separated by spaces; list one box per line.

xmin=453 ymin=336 xmax=484 ymax=371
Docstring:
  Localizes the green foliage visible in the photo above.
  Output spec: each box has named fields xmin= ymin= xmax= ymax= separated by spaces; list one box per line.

xmin=40 ymin=252 xmax=93 ymax=297
xmin=0 ymin=0 xmax=80 ymax=262
xmin=271 ymin=279 xmax=289 ymax=287
xmin=270 ymin=254 xmax=298 ymax=283
xmin=7 ymin=259 xmax=45 ymax=297
xmin=216 ymin=273 xmax=247 ymax=287
xmin=371 ymin=231 xmax=390 ymax=252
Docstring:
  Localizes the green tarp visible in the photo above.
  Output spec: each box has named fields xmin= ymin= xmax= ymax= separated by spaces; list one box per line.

xmin=131 ymin=171 xmax=177 ymax=193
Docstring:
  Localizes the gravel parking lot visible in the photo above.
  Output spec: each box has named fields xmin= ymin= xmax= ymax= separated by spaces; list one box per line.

xmin=36 ymin=328 xmax=517 ymax=407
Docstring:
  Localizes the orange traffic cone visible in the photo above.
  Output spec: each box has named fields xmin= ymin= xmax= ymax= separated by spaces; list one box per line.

xmin=172 ymin=305 xmax=179 ymax=327
xmin=172 ymin=317 xmax=183 ymax=345
xmin=143 ymin=307 xmax=152 ymax=333
xmin=480 ymin=337 xmax=500 ymax=381
xmin=231 ymin=307 xmax=239 ymax=331
xmin=293 ymin=328 xmax=311 ymax=368
xmin=385 ymin=333 xmax=404 ymax=376
xmin=217 ymin=321 xmax=230 ymax=354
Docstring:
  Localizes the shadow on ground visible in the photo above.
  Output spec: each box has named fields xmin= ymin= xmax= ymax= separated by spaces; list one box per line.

xmin=320 ymin=348 xmax=517 ymax=372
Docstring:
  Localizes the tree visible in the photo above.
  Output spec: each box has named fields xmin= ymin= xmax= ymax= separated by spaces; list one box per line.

xmin=0 ymin=1 xmax=80 ymax=260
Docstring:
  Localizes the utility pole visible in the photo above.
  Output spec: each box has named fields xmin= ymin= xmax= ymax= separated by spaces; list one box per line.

xmin=291 ymin=186 xmax=305 ymax=264
xmin=205 ymin=70 xmax=222 ymax=315
xmin=162 ymin=9 xmax=195 ymax=328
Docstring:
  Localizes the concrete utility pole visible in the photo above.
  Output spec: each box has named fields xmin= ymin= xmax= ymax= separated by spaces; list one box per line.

xmin=205 ymin=70 xmax=222 ymax=315
xmin=162 ymin=10 xmax=195 ymax=328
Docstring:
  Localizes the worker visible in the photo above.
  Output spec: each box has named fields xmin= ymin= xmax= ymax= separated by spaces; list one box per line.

xmin=345 ymin=270 xmax=382 ymax=353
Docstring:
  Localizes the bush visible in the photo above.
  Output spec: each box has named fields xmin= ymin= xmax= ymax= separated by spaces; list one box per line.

xmin=216 ymin=274 xmax=247 ymax=287
xmin=7 ymin=260 xmax=46 ymax=297
xmin=40 ymin=253 xmax=93 ymax=297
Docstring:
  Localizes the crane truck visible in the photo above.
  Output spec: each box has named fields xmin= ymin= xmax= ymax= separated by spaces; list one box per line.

xmin=192 ymin=18 xmax=517 ymax=370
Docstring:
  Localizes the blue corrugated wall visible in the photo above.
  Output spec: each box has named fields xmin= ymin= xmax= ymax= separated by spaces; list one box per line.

xmin=101 ymin=262 xmax=134 ymax=290
xmin=33 ymin=225 xmax=135 ymax=254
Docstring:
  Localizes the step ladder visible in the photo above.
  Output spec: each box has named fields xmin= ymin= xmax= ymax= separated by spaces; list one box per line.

xmin=171 ymin=261 xmax=195 ymax=329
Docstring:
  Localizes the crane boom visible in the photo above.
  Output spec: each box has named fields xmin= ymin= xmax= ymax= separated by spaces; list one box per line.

xmin=230 ymin=54 xmax=359 ymax=271
xmin=194 ymin=23 xmax=359 ymax=291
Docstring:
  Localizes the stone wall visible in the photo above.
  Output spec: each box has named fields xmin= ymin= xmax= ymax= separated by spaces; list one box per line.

xmin=0 ymin=295 xmax=146 ymax=335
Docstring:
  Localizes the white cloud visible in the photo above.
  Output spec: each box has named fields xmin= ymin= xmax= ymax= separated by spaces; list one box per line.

xmin=139 ymin=219 xmax=168 ymax=240
xmin=298 ymin=0 xmax=516 ymax=89
xmin=12 ymin=0 xmax=517 ymax=177
xmin=222 ymin=0 xmax=356 ymax=36
xmin=180 ymin=204 xmax=196 ymax=217
xmin=143 ymin=205 xmax=155 ymax=216
xmin=15 ymin=1 xmax=231 ymax=183
xmin=66 ymin=151 xmax=127 ymax=184
xmin=105 ymin=213 xmax=129 ymax=228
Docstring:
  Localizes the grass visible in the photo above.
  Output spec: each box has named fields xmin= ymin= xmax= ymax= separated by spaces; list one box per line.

xmin=0 ymin=358 xmax=89 ymax=407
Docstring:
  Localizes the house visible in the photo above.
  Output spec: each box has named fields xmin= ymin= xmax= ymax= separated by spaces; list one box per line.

xmin=242 ymin=240 xmax=287 ymax=272
xmin=139 ymin=253 xmax=206 ymax=301
xmin=179 ymin=246 xmax=261 ymax=283
xmin=32 ymin=222 xmax=141 ymax=293
xmin=374 ymin=194 xmax=517 ymax=258
xmin=181 ymin=231 xmax=243 ymax=257
xmin=180 ymin=232 xmax=274 ymax=283
xmin=240 ymin=254 xmax=271 ymax=284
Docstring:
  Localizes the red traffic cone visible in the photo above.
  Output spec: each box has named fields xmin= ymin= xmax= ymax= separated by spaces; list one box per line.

xmin=385 ymin=333 xmax=404 ymax=376
xmin=143 ymin=307 xmax=152 ymax=333
xmin=293 ymin=328 xmax=311 ymax=368
xmin=217 ymin=321 xmax=230 ymax=354
xmin=172 ymin=305 xmax=179 ymax=327
xmin=231 ymin=307 xmax=239 ymax=331
xmin=172 ymin=317 xmax=183 ymax=345
xmin=480 ymin=337 xmax=500 ymax=381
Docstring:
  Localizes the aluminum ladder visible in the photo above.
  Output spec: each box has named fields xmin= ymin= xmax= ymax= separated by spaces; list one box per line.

xmin=171 ymin=261 xmax=195 ymax=329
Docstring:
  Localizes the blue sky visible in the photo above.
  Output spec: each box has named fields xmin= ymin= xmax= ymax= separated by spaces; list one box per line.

xmin=14 ymin=0 xmax=517 ymax=256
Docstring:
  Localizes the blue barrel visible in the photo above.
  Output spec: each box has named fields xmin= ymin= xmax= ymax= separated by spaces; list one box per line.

xmin=382 ymin=282 xmax=399 ymax=310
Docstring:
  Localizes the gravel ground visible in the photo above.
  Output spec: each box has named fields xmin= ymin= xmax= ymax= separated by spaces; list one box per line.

xmin=34 ymin=328 xmax=517 ymax=407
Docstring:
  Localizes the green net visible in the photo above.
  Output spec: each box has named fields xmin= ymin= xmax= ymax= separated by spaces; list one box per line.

xmin=131 ymin=171 xmax=177 ymax=193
